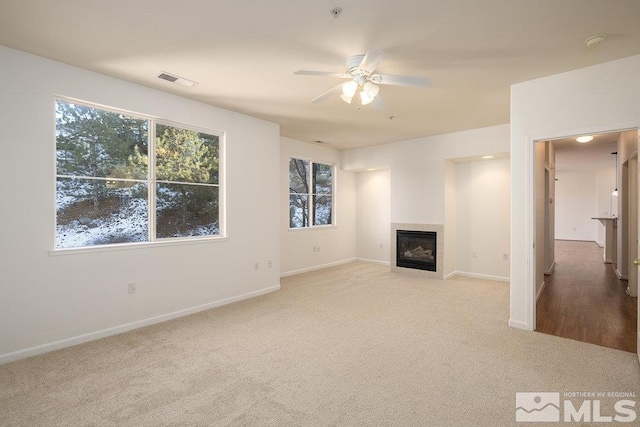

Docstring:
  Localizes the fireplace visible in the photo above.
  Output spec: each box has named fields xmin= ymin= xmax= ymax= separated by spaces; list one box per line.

xmin=396 ymin=230 xmax=437 ymax=271
xmin=391 ymin=223 xmax=444 ymax=279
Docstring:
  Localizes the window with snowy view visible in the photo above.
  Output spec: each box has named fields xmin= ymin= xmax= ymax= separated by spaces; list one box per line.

xmin=289 ymin=158 xmax=333 ymax=228
xmin=55 ymin=99 xmax=221 ymax=249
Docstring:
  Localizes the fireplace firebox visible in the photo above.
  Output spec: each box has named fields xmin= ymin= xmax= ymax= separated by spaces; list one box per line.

xmin=396 ymin=230 xmax=437 ymax=272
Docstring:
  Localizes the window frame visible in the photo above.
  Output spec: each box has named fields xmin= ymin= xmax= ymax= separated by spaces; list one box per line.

xmin=288 ymin=157 xmax=336 ymax=230
xmin=52 ymin=96 xmax=226 ymax=254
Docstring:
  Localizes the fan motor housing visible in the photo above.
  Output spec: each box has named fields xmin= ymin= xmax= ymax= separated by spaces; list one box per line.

xmin=345 ymin=54 xmax=365 ymax=74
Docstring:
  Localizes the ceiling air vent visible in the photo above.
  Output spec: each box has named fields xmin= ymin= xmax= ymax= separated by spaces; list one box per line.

xmin=156 ymin=71 xmax=198 ymax=87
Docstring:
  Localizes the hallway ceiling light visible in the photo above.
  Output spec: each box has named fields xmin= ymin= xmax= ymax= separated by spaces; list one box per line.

xmin=482 ymin=155 xmax=494 ymax=159
xmin=576 ymin=135 xmax=594 ymax=143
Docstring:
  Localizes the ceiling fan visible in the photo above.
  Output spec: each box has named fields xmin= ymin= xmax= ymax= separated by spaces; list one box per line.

xmin=294 ymin=48 xmax=431 ymax=111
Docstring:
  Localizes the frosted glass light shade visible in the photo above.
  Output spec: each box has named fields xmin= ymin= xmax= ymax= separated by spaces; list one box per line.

xmin=340 ymin=94 xmax=353 ymax=104
xmin=576 ymin=135 xmax=593 ymax=143
xmin=363 ymin=82 xmax=379 ymax=98
xmin=360 ymin=91 xmax=374 ymax=105
xmin=342 ymin=81 xmax=358 ymax=97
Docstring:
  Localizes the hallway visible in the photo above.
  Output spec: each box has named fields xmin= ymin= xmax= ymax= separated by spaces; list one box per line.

xmin=536 ymin=240 xmax=638 ymax=352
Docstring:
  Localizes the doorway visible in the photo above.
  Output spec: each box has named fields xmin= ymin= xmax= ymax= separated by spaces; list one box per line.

xmin=534 ymin=130 xmax=638 ymax=353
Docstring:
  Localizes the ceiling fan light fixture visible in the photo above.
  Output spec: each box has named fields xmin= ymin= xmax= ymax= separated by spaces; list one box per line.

xmin=342 ymin=81 xmax=358 ymax=97
xmin=340 ymin=94 xmax=353 ymax=104
xmin=360 ymin=91 xmax=374 ymax=105
xmin=363 ymin=81 xmax=379 ymax=98
xmin=295 ymin=48 xmax=430 ymax=111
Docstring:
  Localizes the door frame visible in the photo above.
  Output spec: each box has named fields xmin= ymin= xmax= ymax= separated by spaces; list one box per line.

xmin=527 ymin=122 xmax=638 ymax=336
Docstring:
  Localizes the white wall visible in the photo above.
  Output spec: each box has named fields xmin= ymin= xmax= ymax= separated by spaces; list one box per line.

xmin=343 ymin=124 xmax=510 ymax=278
xmin=596 ymin=168 xmax=616 ymax=245
xmin=0 ymin=47 xmax=281 ymax=362
xmin=510 ymin=54 xmax=640 ymax=331
xmin=454 ymin=158 xmax=510 ymax=280
xmin=280 ymin=137 xmax=356 ymax=276
xmin=616 ymin=130 xmax=638 ymax=278
xmin=355 ymin=170 xmax=391 ymax=264
xmin=553 ymin=168 xmax=614 ymax=246
xmin=343 ymin=124 xmax=510 ymax=225
xmin=554 ymin=171 xmax=598 ymax=241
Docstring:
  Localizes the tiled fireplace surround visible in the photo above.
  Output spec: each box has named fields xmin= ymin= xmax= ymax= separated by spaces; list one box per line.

xmin=391 ymin=223 xmax=444 ymax=280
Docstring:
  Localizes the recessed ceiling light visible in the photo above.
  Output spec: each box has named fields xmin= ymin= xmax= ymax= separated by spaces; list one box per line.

xmin=367 ymin=168 xmax=375 ymax=171
xmin=482 ymin=155 xmax=494 ymax=159
xmin=576 ymin=135 xmax=594 ymax=143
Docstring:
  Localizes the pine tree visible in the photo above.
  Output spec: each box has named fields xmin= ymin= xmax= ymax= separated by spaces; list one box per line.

xmin=56 ymin=100 xmax=147 ymax=207
xmin=155 ymin=125 xmax=219 ymax=235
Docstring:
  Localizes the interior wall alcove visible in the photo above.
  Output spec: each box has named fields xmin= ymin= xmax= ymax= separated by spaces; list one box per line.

xmin=445 ymin=156 xmax=511 ymax=282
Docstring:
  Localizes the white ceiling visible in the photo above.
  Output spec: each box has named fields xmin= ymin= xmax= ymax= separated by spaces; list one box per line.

xmin=1 ymin=0 xmax=640 ymax=150
xmin=552 ymin=132 xmax=620 ymax=173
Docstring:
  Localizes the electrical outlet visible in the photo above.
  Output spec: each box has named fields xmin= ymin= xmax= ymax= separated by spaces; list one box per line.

xmin=267 ymin=260 xmax=272 ymax=268
xmin=379 ymin=243 xmax=383 ymax=249
xmin=472 ymin=251 xmax=478 ymax=259
xmin=503 ymin=253 xmax=509 ymax=261
xmin=128 ymin=282 xmax=136 ymax=294
xmin=254 ymin=262 xmax=259 ymax=271
xmin=317 ymin=246 xmax=320 ymax=252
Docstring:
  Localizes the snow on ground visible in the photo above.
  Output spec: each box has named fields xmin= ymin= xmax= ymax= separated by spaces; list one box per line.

xmin=56 ymin=197 xmax=148 ymax=248
xmin=56 ymin=184 xmax=218 ymax=248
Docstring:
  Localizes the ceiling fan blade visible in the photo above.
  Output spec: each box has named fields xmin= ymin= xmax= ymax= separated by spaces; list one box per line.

xmin=357 ymin=49 xmax=388 ymax=75
xmin=370 ymin=94 xmax=386 ymax=111
xmin=370 ymin=74 xmax=431 ymax=88
xmin=311 ymin=84 xmax=343 ymax=103
xmin=294 ymin=70 xmax=348 ymax=78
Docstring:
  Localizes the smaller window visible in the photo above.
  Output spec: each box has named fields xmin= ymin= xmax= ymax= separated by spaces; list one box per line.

xmin=289 ymin=158 xmax=334 ymax=228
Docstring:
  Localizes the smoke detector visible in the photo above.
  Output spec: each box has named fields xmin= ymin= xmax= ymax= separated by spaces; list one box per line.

xmin=584 ymin=34 xmax=606 ymax=48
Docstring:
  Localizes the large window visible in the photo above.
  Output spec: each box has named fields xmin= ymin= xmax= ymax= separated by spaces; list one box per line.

xmin=55 ymin=99 xmax=221 ymax=249
xmin=289 ymin=158 xmax=333 ymax=228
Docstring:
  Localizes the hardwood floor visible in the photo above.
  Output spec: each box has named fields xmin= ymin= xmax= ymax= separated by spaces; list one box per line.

xmin=536 ymin=240 xmax=638 ymax=353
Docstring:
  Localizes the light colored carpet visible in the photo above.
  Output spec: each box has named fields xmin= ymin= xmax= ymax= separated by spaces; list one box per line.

xmin=1 ymin=261 xmax=639 ymax=426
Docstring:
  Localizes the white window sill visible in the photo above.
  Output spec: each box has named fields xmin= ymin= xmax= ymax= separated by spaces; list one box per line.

xmin=288 ymin=225 xmax=337 ymax=232
xmin=49 ymin=235 xmax=229 ymax=256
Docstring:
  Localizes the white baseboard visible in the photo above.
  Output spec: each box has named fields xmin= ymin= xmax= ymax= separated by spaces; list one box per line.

xmin=509 ymin=319 xmax=531 ymax=330
xmin=448 ymin=271 xmax=510 ymax=283
xmin=615 ymin=268 xmax=629 ymax=280
xmin=544 ymin=262 xmax=555 ymax=275
xmin=280 ymin=258 xmax=356 ymax=277
xmin=0 ymin=284 xmax=281 ymax=366
xmin=536 ymin=280 xmax=547 ymax=302
xmin=597 ymin=241 xmax=604 ymax=248
xmin=355 ymin=258 xmax=390 ymax=267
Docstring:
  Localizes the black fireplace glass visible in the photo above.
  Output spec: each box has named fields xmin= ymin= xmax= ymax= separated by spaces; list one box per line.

xmin=396 ymin=230 xmax=436 ymax=272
